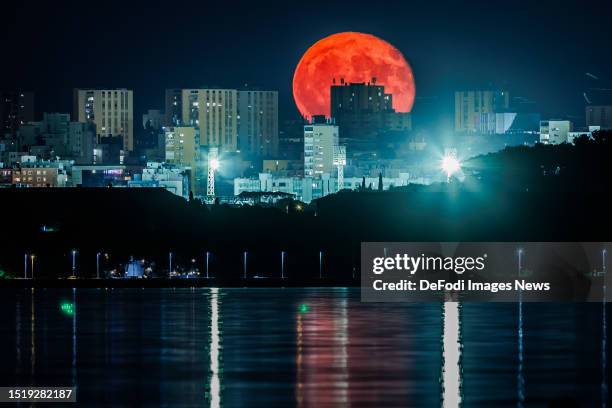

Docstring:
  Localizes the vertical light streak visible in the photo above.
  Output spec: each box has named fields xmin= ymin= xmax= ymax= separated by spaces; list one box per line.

xmin=517 ymin=297 xmax=525 ymax=408
xmin=72 ymin=288 xmax=77 ymax=387
xmin=602 ymin=249 xmax=607 ymax=408
xmin=209 ymin=288 xmax=221 ymax=408
xmin=296 ymin=312 xmax=303 ymax=408
xmin=30 ymin=288 xmax=35 ymax=379
xmin=336 ymin=293 xmax=349 ymax=406
xmin=517 ymin=248 xmax=525 ymax=408
xmin=442 ymin=301 xmax=461 ymax=408
xmin=16 ymin=300 xmax=21 ymax=375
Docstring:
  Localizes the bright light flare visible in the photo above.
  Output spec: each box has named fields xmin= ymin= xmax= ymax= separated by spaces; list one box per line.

xmin=210 ymin=158 xmax=220 ymax=171
xmin=441 ymin=155 xmax=461 ymax=178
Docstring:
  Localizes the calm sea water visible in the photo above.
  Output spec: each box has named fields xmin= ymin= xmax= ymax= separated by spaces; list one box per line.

xmin=0 ymin=288 xmax=608 ymax=407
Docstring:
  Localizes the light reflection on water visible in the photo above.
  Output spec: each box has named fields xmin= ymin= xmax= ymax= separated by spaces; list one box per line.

xmin=442 ymin=301 xmax=461 ymax=408
xmin=208 ymin=287 xmax=221 ymax=408
xmin=0 ymin=288 xmax=609 ymax=407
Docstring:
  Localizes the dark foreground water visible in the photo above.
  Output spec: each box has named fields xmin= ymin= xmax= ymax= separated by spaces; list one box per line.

xmin=0 ymin=288 xmax=609 ymax=407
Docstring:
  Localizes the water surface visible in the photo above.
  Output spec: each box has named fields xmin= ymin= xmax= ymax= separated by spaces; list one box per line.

xmin=0 ymin=288 xmax=608 ymax=407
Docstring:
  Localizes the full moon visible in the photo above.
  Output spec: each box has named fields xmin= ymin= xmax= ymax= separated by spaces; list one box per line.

xmin=293 ymin=32 xmax=415 ymax=120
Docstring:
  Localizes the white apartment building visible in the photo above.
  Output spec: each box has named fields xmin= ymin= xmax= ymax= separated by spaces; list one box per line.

xmin=540 ymin=120 xmax=572 ymax=144
xmin=304 ymin=122 xmax=339 ymax=177
xmin=234 ymin=172 xmax=412 ymax=203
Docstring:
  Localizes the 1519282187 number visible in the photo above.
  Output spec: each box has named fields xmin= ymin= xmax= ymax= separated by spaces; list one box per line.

xmin=0 ymin=387 xmax=76 ymax=402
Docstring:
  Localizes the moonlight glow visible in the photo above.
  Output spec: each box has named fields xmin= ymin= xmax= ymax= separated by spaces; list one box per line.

xmin=292 ymin=32 xmax=415 ymax=119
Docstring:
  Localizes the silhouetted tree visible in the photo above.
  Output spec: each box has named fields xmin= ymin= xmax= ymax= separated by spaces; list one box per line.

xmin=378 ymin=173 xmax=383 ymax=191
xmin=361 ymin=176 xmax=366 ymax=191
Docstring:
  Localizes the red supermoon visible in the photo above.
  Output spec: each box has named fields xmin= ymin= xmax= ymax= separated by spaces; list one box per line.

xmin=293 ymin=32 xmax=415 ymax=120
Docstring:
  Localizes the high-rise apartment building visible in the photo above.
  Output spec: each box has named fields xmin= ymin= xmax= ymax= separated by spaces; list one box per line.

xmin=330 ymin=81 xmax=411 ymax=140
xmin=164 ymin=89 xmax=183 ymax=127
xmin=586 ymin=105 xmax=612 ymax=130
xmin=165 ymin=126 xmax=199 ymax=166
xmin=331 ymin=80 xmax=393 ymax=115
xmin=164 ymin=126 xmax=202 ymax=194
xmin=0 ymin=91 xmax=34 ymax=135
xmin=165 ymin=88 xmax=279 ymax=157
xmin=304 ymin=120 xmax=339 ymax=177
xmin=68 ymin=122 xmax=96 ymax=164
xmin=180 ymin=89 xmax=238 ymax=152
xmin=237 ymin=90 xmax=278 ymax=157
xmin=455 ymin=90 xmax=510 ymax=133
xmin=73 ymin=89 xmax=134 ymax=151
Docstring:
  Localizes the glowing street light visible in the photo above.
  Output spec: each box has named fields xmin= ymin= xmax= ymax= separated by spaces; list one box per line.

xmin=169 ymin=252 xmax=173 ymax=275
xmin=210 ymin=158 xmax=220 ymax=171
xmin=30 ymin=255 xmax=35 ymax=279
xmin=96 ymin=252 xmax=102 ymax=279
xmin=71 ymin=249 xmax=78 ymax=277
xmin=441 ymin=149 xmax=461 ymax=181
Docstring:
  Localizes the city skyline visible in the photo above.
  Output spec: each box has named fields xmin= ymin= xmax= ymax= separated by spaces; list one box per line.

xmin=3 ymin=0 xmax=611 ymax=123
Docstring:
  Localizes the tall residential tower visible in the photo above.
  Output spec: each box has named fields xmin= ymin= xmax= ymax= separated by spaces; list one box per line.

xmin=73 ymin=88 xmax=134 ymax=151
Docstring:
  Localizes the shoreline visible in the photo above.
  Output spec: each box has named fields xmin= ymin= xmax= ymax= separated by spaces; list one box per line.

xmin=0 ymin=278 xmax=358 ymax=289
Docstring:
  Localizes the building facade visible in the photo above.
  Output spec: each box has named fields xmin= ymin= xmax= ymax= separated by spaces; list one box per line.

xmin=128 ymin=162 xmax=190 ymax=199
xmin=330 ymin=81 xmax=411 ymax=140
xmin=179 ymin=89 xmax=237 ymax=152
xmin=304 ymin=121 xmax=339 ymax=177
xmin=234 ymin=172 xmax=412 ymax=203
xmin=164 ymin=126 xmax=202 ymax=194
xmin=11 ymin=160 xmax=68 ymax=187
xmin=68 ymin=122 xmax=96 ymax=164
xmin=237 ymin=90 xmax=278 ymax=157
xmin=0 ymin=91 xmax=34 ymax=136
xmin=478 ymin=112 xmax=541 ymax=134
xmin=165 ymin=88 xmax=279 ymax=157
xmin=73 ymin=89 xmax=134 ymax=152
xmin=164 ymin=89 xmax=183 ymax=127
xmin=586 ymin=105 xmax=612 ymax=130
xmin=455 ymin=90 xmax=510 ymax=133
xmin=539 ymin=120 xmax=572 ymax=144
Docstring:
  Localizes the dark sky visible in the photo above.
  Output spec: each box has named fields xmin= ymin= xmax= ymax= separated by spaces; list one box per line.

xmin=4 ymin=0 xmax=611 ymax=123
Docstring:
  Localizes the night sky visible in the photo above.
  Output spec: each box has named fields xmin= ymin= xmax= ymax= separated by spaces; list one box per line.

xmin=4 ymin=0 xmax=611 ymax=124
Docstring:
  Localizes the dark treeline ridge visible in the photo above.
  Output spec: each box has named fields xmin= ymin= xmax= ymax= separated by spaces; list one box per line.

xmin=0 ymin=131 xmax=610 ymax=283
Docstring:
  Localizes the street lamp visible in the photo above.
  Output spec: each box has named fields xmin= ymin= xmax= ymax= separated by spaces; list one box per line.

xmin=96 ymin=252 xmax=101 ymax=279
xmin=169 ymin=252 xmax=173 ymax=275
xmin=30 ymin=255 xmax=35 ymax=279
xmin=243 ymin=251 xmax=248 ymax=279
xmin=71 ymin=249 xmax=77 ymax=277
